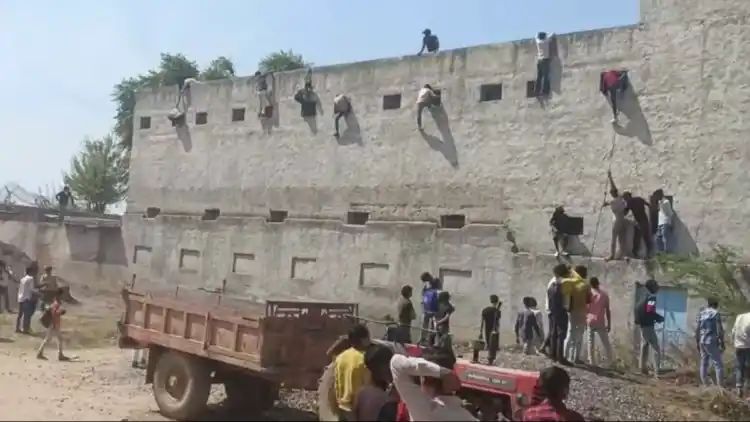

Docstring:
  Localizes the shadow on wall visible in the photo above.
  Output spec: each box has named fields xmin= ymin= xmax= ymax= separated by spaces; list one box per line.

xmin=421 ymin=106 xmax=459 ymax=168
xmin=176 ymin=124 xmax=192 ymax=152
xmin=613 ymin=88 xmax=653 ymax=146
xmin=670 ymin=214 xmax=699 ymax=256
xmin=565 ymin=236 xmax=592 ymax=257
xmin=336 ymin=111 xmax=363 ymax=146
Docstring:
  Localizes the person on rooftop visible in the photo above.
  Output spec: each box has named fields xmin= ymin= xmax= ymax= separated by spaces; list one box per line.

xmin=418 ymin=29 xmax=440 ymax=56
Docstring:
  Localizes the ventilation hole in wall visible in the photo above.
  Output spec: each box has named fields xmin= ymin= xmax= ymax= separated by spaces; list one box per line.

xmin=480 ymin=84 xmax=503 ymax=102
xmin=291 ymin=257 xmax=317 ymax=280
xmin=201 ymin=208 xmax=220 ymax=220
xmin=359 ymin=263 xmax=390 ymax=288
xmin=195 ymin=112 xmax=208 ymax=125
xmin=440 ymin=214 xmax=466 ymax=229
xmin=526 ymin=81 xmax=537 ymax=98
xmin=179 ymin=249 xmax=200 ymax=271
xmin=133 ymin=245 xmax=152 ymax=264
xmin=144 ymin=207 xmax=161 ymax=219
xmin=139 ymin=116 xmax=151 ymax=129
xmin=232 ymin=253 xmax=255 ymax=274
xmin=347 ymin=211 xmax=369 ymax=225
xmin=268 ymin=210 xmax=288 ymax=223
xmin=232 ymin=108 xmax=246 ymax=122
xmin=438 ymin=268 xmax=473 ymax=295
xmin=382 ymin=94 xmax=402 ymax=110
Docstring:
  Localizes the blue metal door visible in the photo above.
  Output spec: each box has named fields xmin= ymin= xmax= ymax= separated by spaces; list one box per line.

xmin=655 ymin=287 xmax=689 ymax=365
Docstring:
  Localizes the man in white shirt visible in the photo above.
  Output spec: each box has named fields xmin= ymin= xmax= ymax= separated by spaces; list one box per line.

xmin=652 ymin=189 xmax=674 ymax=254
xmin=16 ymin=265 xmax=37 ymax=334
xmin=416 ymin=84 xmax=440 ymax=131
xmin=390 ymin=350 xmax=477 ymax=421
xmin=604 ymin=171 xmax=628 ymax=261
xmin=535 ymin=31 xmax=555 ymax=97
xmin=733 ymin=312 xmax=750 ymax=396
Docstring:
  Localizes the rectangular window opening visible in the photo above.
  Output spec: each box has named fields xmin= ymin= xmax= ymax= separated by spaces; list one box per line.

xmin=139 ymin=116 xmax=151 ymax=129
xmin=347 ymin=211 xmax=369 ymax=225
xmin=382 ymin=94 xmax=402 ymax=110
xmin=268 ymin=210 xmax=288 ymax=223
xmin=179 ymin=249 xmax=200 ymax=271
xmin=133 ymin=245 xmax=152 ymax=264
xmin=202 ymin=208 xmax=220 ymax=221
xmin=480 ymin=84 xmax=503 ymax=102
xmin=440 ymin=214 xmax=466 ymax=229
xmin=144 ymin=207 xmax=161 ymax=219
xmin=232 ymin=253 xmax=255 ymax=274
xmin=231 ymin=108 xmax=246 ymax=122
xmin=526 ymin=81 xmax=537 ymax=98
xmin=195 ymin=112 xmax=208 ymax=125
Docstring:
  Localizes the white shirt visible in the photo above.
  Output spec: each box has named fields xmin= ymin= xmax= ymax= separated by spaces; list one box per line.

xmin=390 ymin=354 xmax=477 ymax=421
xmin=545 ymin=276 xmax=559 ymax=313
xmin=417 ymin=88 xmax=436 ymax=105
xmin=536 ymin=35 xmax=553 ymax=60
xmin=733 ymin=313 xmax=750 ymax=349
xmin=18 ymin=275 xmax=34 ymax=302
xmin=610 ymin=197 xmax=627 ymax=221
xmin=658 ymin=199 xmax=674 ymax=226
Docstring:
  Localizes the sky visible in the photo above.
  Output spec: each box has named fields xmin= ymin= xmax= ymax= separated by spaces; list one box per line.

xmin=0 ymin=0 xmax=639 ymax=194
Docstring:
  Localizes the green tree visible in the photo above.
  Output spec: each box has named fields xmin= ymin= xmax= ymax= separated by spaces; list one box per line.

xmin=657 ymin=246 xmax=749 ymax=320
xmin=200 ymin=56 xmax=235 ymax=81
xmin=64 ymin=135 xmax=128 ymax=214
xmin=258 ymin=49 xmax=309 ymax=73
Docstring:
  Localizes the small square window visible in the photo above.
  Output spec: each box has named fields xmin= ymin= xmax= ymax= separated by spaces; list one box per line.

xmin=195 ymin=112 xmax=208 ymax=125
xmin=526 ymin=81 xmax=537 ymax=98
xmin=383 ymin=94 xmax=402 ymax=110
xmin=347 ymin=211 xmax=369 ymax=225
xmin=480 ymin=84 xmax=503 ymax=102
xmin=139 ymin=116 xmax=151 ymax=129
xmin=440 ymin=214 xmax=466 ymax=229
xmin=268 ymin=210 xmax=288 ymax=223
xmin=232 ymin=108 xmax=245 ymax=122
xmin=144 ymin=207 xmax=161 ymax=218
xmin=201 ymin=208 xmax=220 ymax=221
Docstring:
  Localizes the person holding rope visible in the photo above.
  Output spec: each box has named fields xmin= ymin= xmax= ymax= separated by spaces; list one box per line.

xmin=603 ymin=170 xmax=628 ymax=261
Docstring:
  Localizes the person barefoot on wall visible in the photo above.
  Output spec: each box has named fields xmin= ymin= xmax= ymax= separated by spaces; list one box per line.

xmin=37 ymin=288 xmax=70 ymax=361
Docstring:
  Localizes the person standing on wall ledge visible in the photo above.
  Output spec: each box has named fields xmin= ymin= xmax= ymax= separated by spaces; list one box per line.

xmin=603 ymin=171 xmax=628 ymax=261
xmin=600 ymin=69 xmax=629 ymax=124
xmin=418 ymin=29 xmax=440 ymax=56
xmin=416 ymin=84 xmax=440 ymax=131
xmin=550 ymin=206 xmax=571 ymax=258
xmin=255 ymin=71 xmax=273 ymax=118
xmin=55 ymin=186 xmax=75 ymax=222
xmin=622 ymin=190 xmax=653 ymax=259
xmin=535 ymin=31 xmax=555 ymax=97
xmin=333 ymin=94 xmax=352 ymax=138
xmin=294 ymin=82 xmax=323 ymax=118
xmin=651 ymin=189 xmax=675 ymax=254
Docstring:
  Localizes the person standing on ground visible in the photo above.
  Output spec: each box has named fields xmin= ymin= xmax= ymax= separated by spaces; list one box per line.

xmin=542 ymin=264 xmax=568 ymax=355
xmin=480 ymin=295 xmax=502 ymax=365
xmin=0 ymin=260 xmax=17 ymax=313
xmin=516 ymin=297 xmax=543 ymax=355
xmin=562 ymin=265 xmax=591 ymax=364
xmin=354 ymin=344 xmax=394 ymax=422
xmin=416 ymin=84 xmax=440 ymax=131
xmin=534 ymin=31 xmax=554 ymax=97
xmin=417 ymin=29 xmax=440 ymax=56
xmin=521 ymin=366 xmax=585 ymax=421
xmin=732 ymin=310 xmax=750 ymax=396
xmin=37 ymin=288 xmax=70 ymax=361
xmin=604 ymin=171 xmax=629 ymax=261
xmin=333 ymin=94 xmax=353 ymax=138
xmin=586 ymin=277 xmax=613 ymax=366
xmin=334 ymin=323 xmax=372 ymax=421
xmin=696 ymin=298 xmax=725 ymax=387
xmin=652 ymin=189 xmax=675 ymax=254
xmin=16 ymin=265 xmax=37 ymax=334
xmin=396 ymin=285 xmax=417 ymax=344
xmin=547 ymin=265 xmax=572 ymax=365
xmin=529 ymin=297 xmax=545 ymax=353
xmin=390 ymin=348 xmax=476 ymax=421
xmin=622 ymin=191 xmax=653 ymax=259
xmin=434 ymin=291 xmax=455 ymax=350
xmin=419 ymin=273 xmax=440 ymax=345
xmin=635 ymin=279 xmax=664 ymax=378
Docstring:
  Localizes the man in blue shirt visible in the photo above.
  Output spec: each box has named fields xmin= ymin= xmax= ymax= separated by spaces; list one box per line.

xmin=695 ymin=297 xmax=725 ymax=386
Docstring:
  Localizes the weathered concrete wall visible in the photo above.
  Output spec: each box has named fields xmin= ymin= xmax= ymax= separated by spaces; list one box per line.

xmin=125 ymin=0 xmax=749 ymax=341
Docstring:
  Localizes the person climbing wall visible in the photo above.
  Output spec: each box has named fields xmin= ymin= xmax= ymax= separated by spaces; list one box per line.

xmin=416 ymin=84 xmax=440 ymax=130
xmin=600 ymin=70 xmax=629 ymax=123
xmin=418 ymin=29 xmax=440 ymax=56
xmin=603 ymin=171 xmax=628 ymax=261
xmin=535 ymin=31 xmax=555 ymax=97
xmin=333 ymin=94 xmax=352 ymax=138
xmin=294 ymin=82 xmax=323 ymax=118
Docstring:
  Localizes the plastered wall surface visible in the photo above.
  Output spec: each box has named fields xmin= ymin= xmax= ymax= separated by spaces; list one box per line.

xmin=125 ymin=1 xmax=749 ymax=341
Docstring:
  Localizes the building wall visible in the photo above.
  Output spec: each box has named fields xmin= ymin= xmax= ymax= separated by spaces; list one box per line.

xmin=125 ymin=0 xmax=750 ymax=341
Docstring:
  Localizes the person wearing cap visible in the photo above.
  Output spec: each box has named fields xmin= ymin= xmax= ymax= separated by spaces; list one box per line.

xmin=418 ymin=29 xmax=440 ymax=56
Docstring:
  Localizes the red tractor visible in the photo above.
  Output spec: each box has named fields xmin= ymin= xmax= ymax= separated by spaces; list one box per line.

xmin=318 ymin=338 xmax=540 ymax=421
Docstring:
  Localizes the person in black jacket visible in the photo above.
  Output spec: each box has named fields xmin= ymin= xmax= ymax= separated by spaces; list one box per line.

xmin=418 ymin=29 xmax=440 ymax=56
xmin=549 ymin=206 xmax=570 ymax=257
xmin=635 ymin=279 xmax=664 ymax=378
xmin=623 ymin=191 xmax=653 ymax=259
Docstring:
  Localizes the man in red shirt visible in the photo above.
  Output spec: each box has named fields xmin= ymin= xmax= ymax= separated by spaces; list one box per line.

xmin=600 ymin=70 xmax=629 ymax=124
xmin=36 ymin=288 xmax=70 ymax=361
xmin=522 ymin=366 xmax=584 ymax=421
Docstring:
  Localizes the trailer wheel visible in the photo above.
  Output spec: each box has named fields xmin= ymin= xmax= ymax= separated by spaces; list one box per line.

xmin=224 ymin=376 xmax=279 ymax=415
xmin=152 ymin=351 xmax=211 ymax=420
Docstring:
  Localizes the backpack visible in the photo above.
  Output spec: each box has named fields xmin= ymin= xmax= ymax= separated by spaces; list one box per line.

xmin=422 ymin=288 xmax=439 ymax=313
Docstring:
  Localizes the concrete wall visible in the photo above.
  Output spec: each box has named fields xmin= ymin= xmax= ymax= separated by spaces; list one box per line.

xmin=124 ymin=0 xmax=750 ymax=341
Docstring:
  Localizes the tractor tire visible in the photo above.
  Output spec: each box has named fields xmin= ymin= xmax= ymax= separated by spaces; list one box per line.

xmin=152 ymin=351 xmax=211 ymax=421
xmin=224 ymin=376 xmax=279 ymax=415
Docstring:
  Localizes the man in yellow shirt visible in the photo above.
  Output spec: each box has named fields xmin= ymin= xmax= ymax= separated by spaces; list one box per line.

xmin=334 ymin=323 xmax=372 ymax=420
xmin=561 ymin=265 xmax=591 ymax=363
